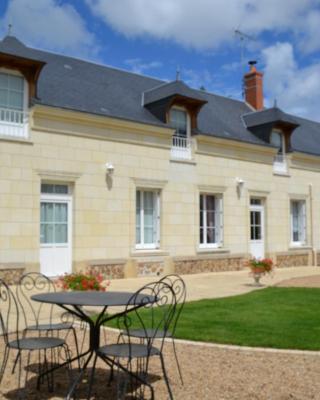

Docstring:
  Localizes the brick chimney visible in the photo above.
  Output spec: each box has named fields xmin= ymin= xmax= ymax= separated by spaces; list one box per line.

xmin=244 ymin=61 xmax=264 ymax=110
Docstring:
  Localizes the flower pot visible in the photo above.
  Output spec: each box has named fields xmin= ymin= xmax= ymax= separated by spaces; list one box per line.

xmin=253 ymin=272 xmax=263 ymax=286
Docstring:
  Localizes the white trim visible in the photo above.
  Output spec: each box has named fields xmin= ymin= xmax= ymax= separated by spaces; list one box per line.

xmin=199 ymin=193 xmax=223 ymax=248
xmin=135 ymin=189 xmax=160 ymax=250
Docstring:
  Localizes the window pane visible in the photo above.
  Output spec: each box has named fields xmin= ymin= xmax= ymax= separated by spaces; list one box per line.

xmin=41 ymin=203 xmax=54 ymax=223
xmin=0 ymin=73 xmax=8 ymax=89
xmin=207 ymin=211 xmax=215 ymax=228
xmin=54 ymin=185 xmax=68 ymax=194
xmin=9 ymin=75 xmax=24 ymax=91
xmin=170 ymin=109 xmax=187 ymax=137
xmin=255 ymin=226 xmax=261 ymax=240
xmin=40 ymin=223 xmax=54 ymax=243
xmin=144 ymin=227 xmax=154 ymax=244
xmin=55 ymin=203 xmax=67 ymax=223
xmin=55 ymin=224 xmax=67 ymax=243
xmin=41 ymin=184 xmax=54 ymax=194
xmin=255 ymin=211 xmax=261 ymax=226
xmin=206 ymin=228 xmax=215 ymax=244
xmin=250 ymin=226 xmax=255 ymax=240
xmin=206 ymin=195 xmax=215 ymax=211
xmin=0 ymin=89 xmax=8 ymax=107
xmin=200 ymin=227 xmax=204 ymax=244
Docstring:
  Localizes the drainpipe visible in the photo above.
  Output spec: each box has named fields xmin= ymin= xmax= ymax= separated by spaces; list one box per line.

xmin=309 ymin=184 xmax=317 ymax=266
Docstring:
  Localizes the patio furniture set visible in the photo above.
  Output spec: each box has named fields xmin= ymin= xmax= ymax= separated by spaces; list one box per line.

xmin=0 ymin=273 xmax=186 ymax=399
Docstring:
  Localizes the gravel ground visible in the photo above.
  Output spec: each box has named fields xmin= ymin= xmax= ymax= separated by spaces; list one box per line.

xmin=1 ymin=275 xmax=320 ymax=400
xmin=276 ymin=274 xmax=320 ymax=288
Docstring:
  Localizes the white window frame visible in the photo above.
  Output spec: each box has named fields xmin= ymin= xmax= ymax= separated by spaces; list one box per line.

xmin=290 ymin=200 xmax=306 ymax=246
xmin=199 ymin=193 xmax=223 ymax=249
xmin=169 ymin=106 xmax=191 ymax=139
xmin=0 ymin=67 xmax=28 ymax=112
xmin=270 ymin=130 xmax=285 ymax=155
xmin=136 ymin=189 xmax=160 ymax=250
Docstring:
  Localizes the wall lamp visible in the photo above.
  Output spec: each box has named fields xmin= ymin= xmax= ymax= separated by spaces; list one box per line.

xmin=105 ymin=163 xmax=114 ymax=175
xmin=236 ymin=177 xmax=245 ymax=197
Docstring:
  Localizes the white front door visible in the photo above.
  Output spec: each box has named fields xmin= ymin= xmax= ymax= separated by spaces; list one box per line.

xmin=249 ymin=200 xmax=265 ymax=259
xmin=40 ymin=190 xmax=72 ymax=277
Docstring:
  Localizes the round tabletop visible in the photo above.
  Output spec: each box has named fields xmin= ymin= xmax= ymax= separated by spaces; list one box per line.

xmin=31 ymin=291 xmax=153 ymax=307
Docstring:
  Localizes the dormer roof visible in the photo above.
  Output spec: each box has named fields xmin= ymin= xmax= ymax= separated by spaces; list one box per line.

xmin=143 ymin=80 xmax=207 ymax=106
xmin=243 ymin=107 xmax=300 ymax=130
xmin=0 ymin=36 xmax=46 ymax=101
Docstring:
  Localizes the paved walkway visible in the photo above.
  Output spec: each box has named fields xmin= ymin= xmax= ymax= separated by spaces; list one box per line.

xmin=107 ymin=266 xmax=320 ymax=301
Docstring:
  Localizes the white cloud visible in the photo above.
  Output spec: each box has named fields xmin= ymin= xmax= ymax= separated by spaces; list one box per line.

xmin=86 ymin=0 xmax=318 ymax=52
xmin=263 ymin=42 xmax=320 ymax=121
xmin=125 ymin=58 xmax=162 ymax=74
xmin=0 ymin=0 xmax=98 ymax=58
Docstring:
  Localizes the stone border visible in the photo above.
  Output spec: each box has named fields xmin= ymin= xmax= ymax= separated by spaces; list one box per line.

xmin=99 ymin=325 xmax=320 ymax=356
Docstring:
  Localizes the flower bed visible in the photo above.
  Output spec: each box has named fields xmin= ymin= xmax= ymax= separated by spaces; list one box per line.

xmin=55 ymin=272 xmax=110 ymax=291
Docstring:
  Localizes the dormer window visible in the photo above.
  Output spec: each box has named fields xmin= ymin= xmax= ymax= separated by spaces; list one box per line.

xmin=0 ymin=69 xmax=28 ymax=139
xmin=270 ymin=130 xmax=287 ymax=174
xmin=170 ymin=107 xmax=191 ymax=160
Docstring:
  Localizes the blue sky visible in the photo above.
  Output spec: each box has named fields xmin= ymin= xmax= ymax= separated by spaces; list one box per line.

xmin=1 ymin=0 xmax=320 ymax=121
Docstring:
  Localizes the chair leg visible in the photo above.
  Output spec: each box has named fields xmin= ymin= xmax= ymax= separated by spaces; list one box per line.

xmin=0 ymin=345 xmax=10 ymax=384
xmin=87 ymin=352 xmax=98 ymax=399
xmin=71 ymin=327 xmax=81 ymax=370
xmin=159 ymin=352 xmax=174 ymax=400
xmin=12 ymin=350 xmax=21 ymax=374
xmin=172 ymin=338 xmax=183 ymax=385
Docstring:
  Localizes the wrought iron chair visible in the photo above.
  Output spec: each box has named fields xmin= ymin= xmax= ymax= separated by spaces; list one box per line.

xmin=16 ymin=272 xmax=80 ymax=364
xmin=92 ymin=281 xmax=177 ymax=400
xmin=122 ymin=274 xmax=186 ymax=384
xmin=0 ymin=278 xmax=71 ymax=394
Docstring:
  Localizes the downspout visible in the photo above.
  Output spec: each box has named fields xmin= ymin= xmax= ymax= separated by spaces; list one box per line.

xmin=309 ymin=184 xmax=317 ymax=266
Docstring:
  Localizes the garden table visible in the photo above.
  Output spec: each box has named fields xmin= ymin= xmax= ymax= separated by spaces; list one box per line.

xmin=32 ymin=290 xmax=154 ymax=399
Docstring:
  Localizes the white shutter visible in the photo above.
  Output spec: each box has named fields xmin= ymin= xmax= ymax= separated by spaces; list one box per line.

xmin=301 ymin=201 xmax=306 ymax=243
xmin=216 ymin=196 xmax=223 ymax=246
xmin=154 ymin=191 xmax=161 ymax=248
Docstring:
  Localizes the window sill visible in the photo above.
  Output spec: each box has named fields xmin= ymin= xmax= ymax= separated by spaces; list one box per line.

xmin=289 ymin=245 xmax=311 ymax=251
xmin=196 ymin=247 xmax=230 ymax=255
xmin=0 ymin=134 xmax=33 ymax=144
xmin=273 ymin=171 xmax=290 ymax=177
xmin=130 ymin=249 xmax=170 ymax=257
xmin=170 ymin=158 xmax=196 ymax=165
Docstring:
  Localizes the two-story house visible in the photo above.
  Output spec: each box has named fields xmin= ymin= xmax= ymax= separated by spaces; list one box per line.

xmin=1 ymin=35 xmax=320 ymax=281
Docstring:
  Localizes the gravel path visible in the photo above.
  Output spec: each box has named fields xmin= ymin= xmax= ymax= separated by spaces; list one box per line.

xmin=276 ymin=274 xmax=320 ymax=288
xmin=1 ymin=275 xmax=320 ymax=400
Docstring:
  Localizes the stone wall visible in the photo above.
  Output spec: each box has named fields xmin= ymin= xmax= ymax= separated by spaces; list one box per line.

xmin=137 ymin=261 xmax=164 ymax=277
xmin=174 ymin=256 xmax=244 ymax=275
xmin=86 ymin=262 xmax=125 ymax=279
xmin=276 ymin=253 xmax=309 ymax=268
xmin=0 ymin=267 xmax=25 ymax=284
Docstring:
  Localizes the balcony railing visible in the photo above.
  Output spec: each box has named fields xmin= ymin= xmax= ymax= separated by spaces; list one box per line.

xmin=273 ymin=154 xmax=287 ymax=174
xmin=0 ymin=108 xmax=29 ymax=139
xmin=171 ymin=136 xmax=192 ymax=160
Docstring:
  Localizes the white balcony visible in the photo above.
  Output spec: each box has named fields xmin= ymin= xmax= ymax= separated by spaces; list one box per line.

xmin=273 ymin=154 xmax=287 ymax=174
xmin=0 ymin=108 xmax=29 ymax=139
xmin=171 ymin=136 xmax=192 ymax=160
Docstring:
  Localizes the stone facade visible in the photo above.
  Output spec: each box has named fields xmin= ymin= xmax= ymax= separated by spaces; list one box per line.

xmin=174 ymin=256 xmax=245 ymax=275
xmin=276 ymin=253 xmax=310 ymax=268
xmin=86 ymin=262 xmax=125 ymax=279
xmin=1 ymin=106 xmax=320 ymax=279
xmin=0 ymin=267 xmax=25 ymax=284
xmin=137 ymin=261 xmax=164 ymax=277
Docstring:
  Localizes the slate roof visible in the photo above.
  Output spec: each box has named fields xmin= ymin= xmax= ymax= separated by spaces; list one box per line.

xmin=143 ymin=80 xmax=207 ymax=105
xmin=1 ymin=35 xmax=320 ymax=157
xmin=243 ymin=107 xmax=300 ymax=129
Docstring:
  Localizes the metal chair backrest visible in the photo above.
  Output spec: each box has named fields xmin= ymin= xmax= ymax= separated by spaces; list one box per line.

xmin=16 ymin=272 xmax=56 ymax=329
xmin=160 ymin=274 xmax=186 ymax=336
xmin=118 ymin=281 xmax=177 ymax=357
xmin=0 ymin=279 xmax=20 ymax=346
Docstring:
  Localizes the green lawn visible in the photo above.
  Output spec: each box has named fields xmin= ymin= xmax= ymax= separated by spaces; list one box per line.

xmin=106 ymin=287 xmax=320 ymax=350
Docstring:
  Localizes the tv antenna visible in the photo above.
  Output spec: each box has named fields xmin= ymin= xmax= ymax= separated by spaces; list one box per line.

xmin=234 ymin=29 xmax=256 ymax=97
xmin=234 ymin=29 xmax=256 ymax=72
